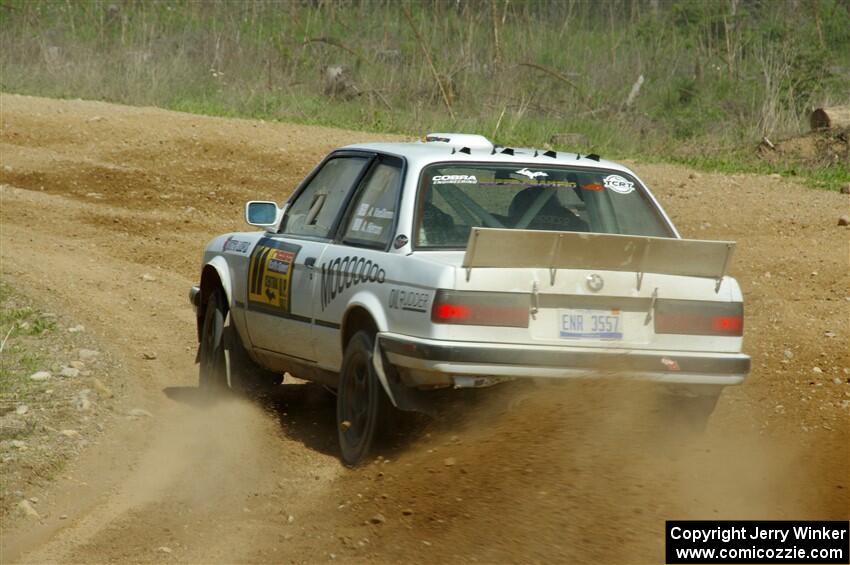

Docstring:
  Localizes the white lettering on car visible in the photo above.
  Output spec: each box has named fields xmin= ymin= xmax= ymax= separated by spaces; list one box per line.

xmin=602 ymin=174 xmax=635 ymax=194
xmin=432 ymin=175 xmax=478 ymax=185
xmin=223 ymin=236 xmax=251 ymax=254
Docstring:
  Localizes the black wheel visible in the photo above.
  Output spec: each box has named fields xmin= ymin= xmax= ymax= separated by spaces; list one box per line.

xmin=199 ymin=288 xmax=228 ymax=394
xmin=199 ymin=288 xmax=282 ymax=396
xmin=337 ymin=331 xmax=389 ymax=466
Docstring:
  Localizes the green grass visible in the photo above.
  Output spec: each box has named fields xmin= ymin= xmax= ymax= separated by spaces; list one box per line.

xmin=1 ymin=0 xmax=848 ymax=189
xmin=0 ymin=283 xmax=52 ymax=398
xmin=662 ymin=152 xmax=850 ymax=190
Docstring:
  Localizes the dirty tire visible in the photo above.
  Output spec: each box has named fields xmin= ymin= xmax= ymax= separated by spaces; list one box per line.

xmin=199 ymin=288 xmax=282 ymax=396
xmin=199 ymin=288 xmax=228 ymax=394
xmin=337 ymin=331 xmax=389 ymax=466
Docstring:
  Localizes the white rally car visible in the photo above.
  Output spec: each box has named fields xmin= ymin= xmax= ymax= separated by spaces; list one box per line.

xmin=190 ymin=133 xmax=749 ymax=465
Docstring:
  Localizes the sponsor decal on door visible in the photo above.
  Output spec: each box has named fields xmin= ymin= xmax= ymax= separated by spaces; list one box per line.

xmin=247 ymin=238 xmax=301 ymax=314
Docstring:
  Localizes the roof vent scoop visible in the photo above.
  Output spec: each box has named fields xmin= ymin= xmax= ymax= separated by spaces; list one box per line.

xmin=425 ymin=133 xmax=494 ymax=152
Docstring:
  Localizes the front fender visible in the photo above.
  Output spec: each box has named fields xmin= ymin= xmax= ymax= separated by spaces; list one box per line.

xmin=196 ymin=255 xmax=234 ymax=344
xmin=202 ymin=255 xmax=234 ymax=306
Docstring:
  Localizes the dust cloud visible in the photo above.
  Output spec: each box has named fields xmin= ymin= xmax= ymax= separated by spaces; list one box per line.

xmin=333 ymin=379 xmax=845 ymax=563
xmin=59 ymin=389 xmax=341 ymax=564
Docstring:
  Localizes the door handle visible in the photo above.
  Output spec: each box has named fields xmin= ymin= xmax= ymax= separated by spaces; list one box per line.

xmin=304 ymin=257 xmax=316 ymax=268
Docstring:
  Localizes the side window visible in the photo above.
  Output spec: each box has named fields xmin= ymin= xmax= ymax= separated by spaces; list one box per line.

xmin=342 ymin=160 xmax=402 ymax=248
xmin=282 ymin=156 xmax=369 ymax=238
xmin=606 ymin=190 xmax=671 ymax=237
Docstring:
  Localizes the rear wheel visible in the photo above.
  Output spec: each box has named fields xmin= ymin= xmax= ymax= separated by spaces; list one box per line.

xmin=337 ymin=331 xmax=389 ymax=466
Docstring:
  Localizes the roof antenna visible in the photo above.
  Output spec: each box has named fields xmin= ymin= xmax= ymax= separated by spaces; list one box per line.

xmin=490 ymin=146 xmax=497 ymax=155
xmin=543 ymin=150 xmax=557 ymax=158
xmin=451 ymin=147 xmax=456 ymax=154
xmin=534 ymin=150 xmax=539 ymax=157
xmin=501 ymin=147 xmax=515 ymax=156
xmin=576 ymin=153 xmax=581 ymax=160
xmin=586 ymin=153 xmax=600 ymax=161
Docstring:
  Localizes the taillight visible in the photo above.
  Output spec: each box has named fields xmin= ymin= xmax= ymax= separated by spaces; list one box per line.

xmin=654 ymin=300 xmax=743 ymax=336
xmin=431 ymin=290 xmax=529 ymax=328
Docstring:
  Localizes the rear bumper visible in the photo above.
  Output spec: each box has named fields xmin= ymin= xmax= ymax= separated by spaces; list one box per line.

xmin=377 ymin=333 xmax=750 ymax=387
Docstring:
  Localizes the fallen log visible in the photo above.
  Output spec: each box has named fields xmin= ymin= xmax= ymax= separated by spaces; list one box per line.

xmin=810 ymin=106 xmax=850 ymax=130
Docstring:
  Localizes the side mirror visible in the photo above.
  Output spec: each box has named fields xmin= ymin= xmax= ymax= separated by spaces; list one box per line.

xmin=245 ymin=201 xmax=281 ymax=229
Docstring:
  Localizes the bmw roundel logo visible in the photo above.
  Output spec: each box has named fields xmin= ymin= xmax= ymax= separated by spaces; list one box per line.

xmin=586 ymin=274 xmax=604 ymax=292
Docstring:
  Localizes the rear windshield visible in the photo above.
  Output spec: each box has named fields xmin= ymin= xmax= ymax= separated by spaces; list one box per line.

xmin=415 ymin=163 xmax=673 ymax=248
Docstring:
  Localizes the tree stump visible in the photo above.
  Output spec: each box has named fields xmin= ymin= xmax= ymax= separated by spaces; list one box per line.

xmin=810 ymin=106 xmax=850 ymax=130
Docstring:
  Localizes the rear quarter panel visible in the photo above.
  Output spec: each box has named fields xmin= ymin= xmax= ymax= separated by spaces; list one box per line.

xmin=312 ymin=248 xmax=453 ymax=370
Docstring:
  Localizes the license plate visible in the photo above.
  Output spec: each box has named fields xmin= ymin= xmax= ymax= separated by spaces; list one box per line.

xmin=559 ymin=309 xmax=623 ymax=340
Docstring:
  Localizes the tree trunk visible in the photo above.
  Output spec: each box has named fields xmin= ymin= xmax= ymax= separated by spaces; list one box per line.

xmin=810 ymin=106 xmax=850 ymax=130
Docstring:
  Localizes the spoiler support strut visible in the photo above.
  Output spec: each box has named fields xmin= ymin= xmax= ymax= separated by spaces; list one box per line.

xmin=715 ymin=243 xmax=734 ymax=292
xmin=635 ymin=240 xmax=652 ymax=291
xmin=549 ymin=233 xmax=564 ymax=285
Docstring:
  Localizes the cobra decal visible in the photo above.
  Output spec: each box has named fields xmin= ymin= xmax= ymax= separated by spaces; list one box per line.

xmin=320 ymin=255 xmax=385 ymax=310
xmin=247 ymin=238 xmax=301 ymax=314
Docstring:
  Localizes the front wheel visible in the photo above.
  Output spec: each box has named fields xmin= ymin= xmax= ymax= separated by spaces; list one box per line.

xmin=199 ymin=288 xmax=228 ymax=394
xmin=199 ymin=288 xmax=282 ymax=396
xmin=336 ymin=331 xmax=390 ymax=466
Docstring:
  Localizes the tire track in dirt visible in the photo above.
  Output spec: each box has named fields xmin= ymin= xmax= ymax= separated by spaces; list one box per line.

xmin=1 ymin=94 xmax=847 ymax=563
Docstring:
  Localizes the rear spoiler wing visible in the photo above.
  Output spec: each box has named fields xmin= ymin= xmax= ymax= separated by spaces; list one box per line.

xmin=461 ymin=228 xmax=735 ymax=292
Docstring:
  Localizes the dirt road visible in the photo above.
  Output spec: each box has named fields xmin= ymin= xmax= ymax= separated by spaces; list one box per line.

xmin=1 ymin=94 xmax=847 ymax=563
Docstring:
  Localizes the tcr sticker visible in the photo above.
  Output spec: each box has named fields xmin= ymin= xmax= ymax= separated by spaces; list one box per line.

xmin=432 ymin=175 xmax=478 ymax=185
xmin=603 ymin=174 xmax=635 ymax=194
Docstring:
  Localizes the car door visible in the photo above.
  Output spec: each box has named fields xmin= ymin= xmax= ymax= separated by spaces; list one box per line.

xmin=312 ymin=155 xmax=405 ymax=370
xmin=244 ymin=152 xmax=373 ymax=361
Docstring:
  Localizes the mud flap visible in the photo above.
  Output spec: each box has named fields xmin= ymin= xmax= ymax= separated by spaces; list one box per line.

xmin=372 ymin=335 xmax=440 ymax=416
xmin=221 ymin=312 xmax=235 ymax=389
xmin=371 ymin=338 xmax=396 ymax=407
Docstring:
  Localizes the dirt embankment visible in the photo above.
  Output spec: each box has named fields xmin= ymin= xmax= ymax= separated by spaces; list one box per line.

xmin=0 ymin=93 xmax=847 ymax=563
